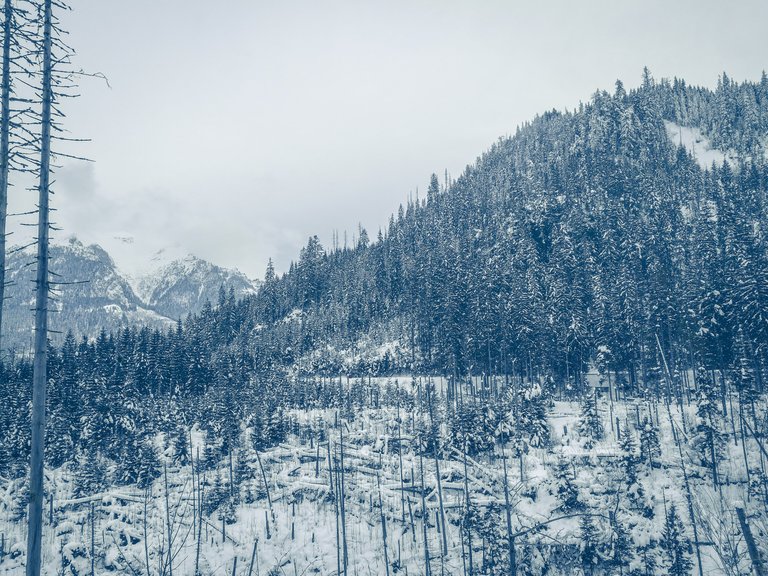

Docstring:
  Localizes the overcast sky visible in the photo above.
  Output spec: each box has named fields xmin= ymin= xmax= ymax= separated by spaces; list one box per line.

xmin=7 ymin=0 xmax=768 ymax=279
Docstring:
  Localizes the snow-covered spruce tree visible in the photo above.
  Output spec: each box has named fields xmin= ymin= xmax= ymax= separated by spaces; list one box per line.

xmin=639 ymin=416 xmax=661 ymax=469
xmin=264 ymin=407 xmax=287 ymax=447
xmin=734 ymin=327 xmax=760 ymax=418
xmin=451 ymin=401 xmax=495 ymax=456
xmin=579 ymin=512 xmax=600 ymax=575
xmin=202 ymin=427 xmax=221 ymax=471
xmin=515 ymin=380 xmax=550 ymax=449
xmin=250 ymin=406 xmax=266 ymax=451
xmin=553 ymin=457 xmax=580 ymax=512
xmin=476 ymin=502 xmax=506 ymax=576
xmin=660 ymin=504 xmax=693 ymax=576
xmin=136 ymin=439 xmax=162 ymax=489
xmin=117 ymin=436 xmax=160 ymax=489
xmin=578 ymin=389 xmax=604 ymax=448
xmin=72 ymin=447 xmax=107 ymax=499
xmin=692 ymin=369 xmax=725 ymax=488
xmin=172 ymin=424 xmax=190 ymax=466
xmin=205 ymin=470 xmax=228 ymax=515
xmin=460 ymin=494 xmax=481 ymax=575
xmin=218 ymin=494 xmax=238 ymax=526
xmin=10 ymin=478 xmax=29 ymax=521
xmin=45 ymin=403 xmax=75 ymax=469
xmin=609 ymin=513 xmax=634 ymax=574
xmin=619 ymin=430 xmax=648 ymax=511
xmin=0 ymin=363 xmax=29 ymax=478
xmin=234 ymin=448 xmax=253 ymax=486
xmin=595 ymin=345 xmax=614 ymax=388
xmin=46 ymin=332 xmax=81 ymax=467
xmin=516 ymin=541 xmax=548 ymax=576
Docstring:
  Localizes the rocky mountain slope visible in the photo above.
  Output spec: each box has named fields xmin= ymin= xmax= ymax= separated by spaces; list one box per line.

xmin=137 ymin=254 xmax=257 ymax=320
xmin=0 ymin=238 xmax=258 ymax=352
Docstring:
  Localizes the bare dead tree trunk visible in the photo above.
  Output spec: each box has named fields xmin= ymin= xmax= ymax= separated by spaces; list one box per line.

xmin=501 ymin=444 xmax=516 ymax=576
xmin=334 ymin=449 xmax=342 ymax=576
xmin=255 ymin=450 xmax=274 ymax=525
xmin=190 ymin=436 xmax=196 ymax=541
xmin=0 ymin=0 xmax=12 ymax=350
xmin=462 ymin=442 xmax=474 ymax=576
xmin=26 ymin=1 xmax=53 ymax=574
xmin=229 ymin=449 xmax=234 ymax=497
xmin=419 ymin=450 xmax=431 ymax=576
xmin=247 ymin=540 xmax=258 ymax=576
xmin=377 ymin=472 xmax=390 ymax=576
xmin=671 ymin=421 xmax=705 ymax=576
xmin=427 ymin=385 xmax=447 ymax=556
xmin=90 ymin=502 xmax=95 ymax=576
xmin=144 ymin=489 xmax=151 ymax=576
xmin=164 ymin=463 xmax=173 ymax=576
xmin=708 ymin=417 xmax=720 ymax=491
xmin=315 ymin=434 xmax=320 ymax=477
xmin=194 ymin=479 xmax=204 ymax=576
xmin=736 ymin=507 xmax=766 ymax=576
xmin=339 ymin=422 xmax=349 ymax=576
xmin=397 ymin=403 xmax=406 ymax=525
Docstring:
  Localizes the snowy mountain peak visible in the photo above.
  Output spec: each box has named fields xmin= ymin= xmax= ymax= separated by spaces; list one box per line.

xmin=1 ymin=239 xmax=259 ymax=350
xmin=137 ymin=253 xmax=258 ymax=320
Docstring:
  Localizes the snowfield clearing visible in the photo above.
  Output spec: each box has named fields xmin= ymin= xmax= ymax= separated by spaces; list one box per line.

xmin=2 ymin=377 xmax=766 ymax=576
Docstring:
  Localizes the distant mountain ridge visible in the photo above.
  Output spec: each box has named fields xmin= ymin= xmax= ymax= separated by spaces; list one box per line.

xmin=138 ymin=254 xmax=258 ymax=320
xmin=0 ymin=238 xmax=259 ymax=352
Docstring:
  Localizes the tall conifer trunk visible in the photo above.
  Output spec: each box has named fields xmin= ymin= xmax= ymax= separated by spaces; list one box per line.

xmin=26 ymin=0 xmax=53 ymax=573
xmin=0 ymin=0 xmax=12 ymax=349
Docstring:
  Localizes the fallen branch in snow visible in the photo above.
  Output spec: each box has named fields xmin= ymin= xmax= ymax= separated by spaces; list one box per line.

xmin=109 ymin=532 xmax=142 ymax=576
xmin=511 ymin=512 xmax=611 ymax=539
xmin=200 ymin=517 xmax=240 ymax=546
xmin=58 ymin=492 xmax=144 ymax=508
xmin=255 ymin=449 xmax=276 ymax=527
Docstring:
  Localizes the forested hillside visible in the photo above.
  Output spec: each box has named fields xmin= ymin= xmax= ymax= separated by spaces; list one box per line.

xmin=251 ymin=70 xmax=768 ymax=387
xmin=2 ymin=68 xmax=768 ymax=477
xmin=2 ymin=71 xmax=768 ymax=575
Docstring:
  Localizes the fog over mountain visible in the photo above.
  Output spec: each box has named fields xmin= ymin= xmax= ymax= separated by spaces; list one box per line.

xmin=0 ymin=238 xmax=258 ymax=352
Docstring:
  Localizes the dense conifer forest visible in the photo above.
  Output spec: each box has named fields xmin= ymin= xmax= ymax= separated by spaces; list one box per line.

xmin=2 ymin=71 xmax=768 ymax=575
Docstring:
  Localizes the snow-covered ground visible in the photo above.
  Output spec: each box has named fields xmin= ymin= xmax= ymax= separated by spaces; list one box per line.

xmin=1 ymin=389 xmax=766 ymax=575
xmin=663 ymin=121 xmax=735 ymax=168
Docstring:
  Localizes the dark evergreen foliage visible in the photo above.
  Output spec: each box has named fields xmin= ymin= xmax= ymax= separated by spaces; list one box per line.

xmin=660 ymin=504 xmax=693 ymax=576
xmin=639 ymin=417 xmax=662 ymax=470
xmin=1 ymin=71 xmax=767 ymax=486
xmin=553 ymin=458 xmax=580 ymax=512
xmin=578 ymin=390 xmax=604 ymax=448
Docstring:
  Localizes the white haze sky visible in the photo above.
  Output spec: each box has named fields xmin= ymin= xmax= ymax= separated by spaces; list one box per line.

xmin=7 ymin=0 xmax=768 ymax=279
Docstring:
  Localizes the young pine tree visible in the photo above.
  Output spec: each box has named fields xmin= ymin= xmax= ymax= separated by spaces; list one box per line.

xmin=516 ymin=381 xmax=550 ymax=449
xmin=477 ymin=502 xmax=505 ymax=576
xmin=579 ymin=389 xmax=604 ymax=449
xmin=580 ymin=512 xmax=600 ymax=575
xmin=692 ymin=370 xmax=725 ymax=488
xmin=172 ymin=426 xmax=190 ymax=466
xmin=619 ymin=431 xmax=647 ymax=509
xmin=553 ymin=457 xmax=580 ymax=511
xmin=639 ymin=417 xmax=662 ymax=469
xmin=73 ymin=447 xmax=107 ymax=499
xmin=234 ymin=450 xmax=253 ymax=486
xmin=203 ymin=428 xmax=221 ymax=471
xmin=610 ymin=514 xmax=634 ymax=574
xmin=660 ymin=504 xmax=693 ymax=576
xmin=134 ymin=438 xmax=161 ymax=490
